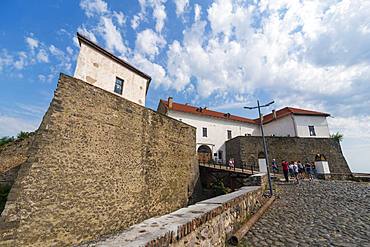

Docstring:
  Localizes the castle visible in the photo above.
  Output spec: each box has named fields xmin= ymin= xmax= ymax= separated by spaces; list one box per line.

xmin=0 ymin=33 xmax=351 ymax=246
xmin=74 ymin=33 xmax=345 ymax=174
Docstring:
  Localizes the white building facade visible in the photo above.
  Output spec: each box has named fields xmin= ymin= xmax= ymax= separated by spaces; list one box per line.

xmin=158 ymin=98 xmax=258 ymax=163
xmin=167 ymin=110 xmax=258 ymax=163
xmin=74 ymin=33 xmax=151 ymax=106
xmin=158 ymin=99 xmax=331 ymax=164
xmin=262 ymin=108 xmax=331 ymax=138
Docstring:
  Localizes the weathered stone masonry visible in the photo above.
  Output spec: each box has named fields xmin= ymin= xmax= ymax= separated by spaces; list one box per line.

xmin=226 ymin=136 xmax=351 ymax=174
xmin=0 ymin=74 xmax=198 ymax=247
xmin=0 ymin=135 xmax=34 ymax=186
xmin=80 ymin=179 xmax=266 ymax=247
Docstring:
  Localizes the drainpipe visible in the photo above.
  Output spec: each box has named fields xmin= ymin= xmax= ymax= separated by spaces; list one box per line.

xmin=291 ymin=114 xmax=298 ymax=137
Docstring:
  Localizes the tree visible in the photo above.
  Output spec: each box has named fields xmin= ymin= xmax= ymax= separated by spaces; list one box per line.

xmin=330 ymin=132 xmax=343 ymax=142
xmin=0 ymin=131 xmax=32 ymax=148
xmin=16 ymin=131 xmax=31 ymax=140
xmin=0 ymin=136 xmax=15 ymax=147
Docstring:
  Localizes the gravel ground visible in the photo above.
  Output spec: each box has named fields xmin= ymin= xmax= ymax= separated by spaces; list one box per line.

xmin=242 ymin=180 xmax=370 ymax=247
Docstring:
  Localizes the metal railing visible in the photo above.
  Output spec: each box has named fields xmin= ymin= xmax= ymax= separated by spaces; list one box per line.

xmin=198 ymin=161 xmax=259 ymax=174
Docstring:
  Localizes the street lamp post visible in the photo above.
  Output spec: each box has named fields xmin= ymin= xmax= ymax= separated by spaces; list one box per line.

xmin=244 ymin=100 xmax=274 ymax=197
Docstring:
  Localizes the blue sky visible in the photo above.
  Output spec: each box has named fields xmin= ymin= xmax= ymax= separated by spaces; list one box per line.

xmin=0 ymin=0 xmax=369 ymax=172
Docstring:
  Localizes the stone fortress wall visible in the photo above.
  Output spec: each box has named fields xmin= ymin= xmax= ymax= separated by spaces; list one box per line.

xmin=0 ymin=74 xmax=198 ymax=247
xmin=226 ymin=136 xmax=351 ymax=175
xmin=0 ymin=135 xmax=34 ymax=186
xmin=79 ymin=174 xmax=268 ymax=247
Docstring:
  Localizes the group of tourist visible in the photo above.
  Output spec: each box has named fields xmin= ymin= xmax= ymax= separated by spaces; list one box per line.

xmin=271 ymin=159 xmax=317 ymax=183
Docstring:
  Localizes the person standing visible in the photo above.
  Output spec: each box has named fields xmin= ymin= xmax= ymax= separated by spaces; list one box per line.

xmin=305 ymin=162 xmax=313 ymax=181
xmin=289 ymin=162 xmax=294 ymax=178
xmin=293 ymin=162 xmax=299 ymax=184
xmin=272 ymin=159 xmax=278 ymax=174
xmin=228 ymin=158 xmax=235 ymax=169
xmin=298 ymin=161 xmax=304 ymax=179
xmin=282 ymin=160 xmax=289 ymax=182
xmin=311 ymin=162 xmax=317 ymax=178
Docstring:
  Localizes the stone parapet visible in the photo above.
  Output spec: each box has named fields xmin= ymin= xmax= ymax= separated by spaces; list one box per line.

xmin=226 ymin=136 xmax=351 ymax=175
xmin=80 ymin=185 xmax=265 ymax=247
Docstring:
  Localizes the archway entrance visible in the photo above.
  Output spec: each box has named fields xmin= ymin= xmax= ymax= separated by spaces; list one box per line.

xmin=197 ymin=145 xmax=212 ymax=164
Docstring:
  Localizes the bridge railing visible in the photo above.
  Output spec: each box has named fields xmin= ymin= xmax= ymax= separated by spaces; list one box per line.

xmin=198 ymin=161 xmax=259 ymax=174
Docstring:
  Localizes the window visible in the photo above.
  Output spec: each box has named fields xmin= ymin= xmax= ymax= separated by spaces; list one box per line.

xmin=309 ymin=126 xmax=316 ymax=136
xmin=218 ymin=150 xmax=223 ymax=160
xmin=114 ymin=77 xmax=124 ymax=95
xmin=227 ymin=130 xmax=232 ymax=139
xmin=202 ymin=127 xmax=207 ymax=137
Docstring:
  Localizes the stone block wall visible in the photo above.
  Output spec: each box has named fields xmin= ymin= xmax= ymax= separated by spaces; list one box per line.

xmin=79 ymin=184 xmax=265 ymax=247
xmin=0 ymin=136 xmax=34 ymax=186
xmin=0 ymin=74 xmax=197 ymax=246
xmin=226 ymin=136 xmax=351 ymax=174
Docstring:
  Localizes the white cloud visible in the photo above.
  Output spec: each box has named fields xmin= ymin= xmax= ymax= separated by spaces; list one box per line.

xmin=66 ymin=46 xmax=74 ymax=56
xmin=135 ymin=29 xmax=166 ymax=59
xmin=1 ymin=34 xmax=75 ymax=75
xmin=153 ymin=2 xmax=167 ymax=32
xmin=38 ymin=74 xmax=46 ymax=82
xmin=0 ymin=115 xmax=38 ymax=137
xmin=77 ymin=26 xmax=98 ymax=43
xmin=98 ymin=17 xmax=127 ymax=55
xmin=132 ymin=54 xmax=169 ymax=88
xmin=194 ymin=4 xmax=202 ymax=21
xmin=0 ymin=49 xmax=13 ymax=72
xmin=14 ymin=52 xmax=27 ymax=70
xmin=173 ymin=0 xmax=189 ymax=16
xmin=328 ymin=116 xmax=370 ymax=139
xmin=73 ymin=0 xmax=370 ymax=154
xmin=49 ymin=45 xmax=64 ymax=57
xmin=131 ymin=14 xmax=143 ymax=29
xmin=78 ymin=0 xmax=128 ymax=56
xmin=25 ymin=37 xmax=39 ymax=50
xmin=37 ymin=74 xmax=54 ymax=83
xmin=162 ymin=0 xmax=370 ymax=103
xmin=138 ymin=0 xmax=167 ymax=32
xmin=113 ymin=11 xmax=125 ymax=26
xmin=80 ymin=0 xmax=108 ymax=17
xmin=36 ymin=49 xmax=49 ymax=63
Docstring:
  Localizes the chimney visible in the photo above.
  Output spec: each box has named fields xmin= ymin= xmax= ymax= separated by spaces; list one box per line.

xmin=272 ymin=109 xmax=277 ymax=119
xmin=168 ymin=97 xmax=173 ymax=109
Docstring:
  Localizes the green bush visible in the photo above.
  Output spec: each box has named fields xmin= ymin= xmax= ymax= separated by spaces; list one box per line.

xmin=0 ymin=131 xmax=33 ymax=148
xmin=330 ymin=132 xmax=343 ymax=142
xmin=0 ymin=136 xmax=15 ymax=147
xmin=210 ymin=181 xmax=231 ymax=196
xmin=17 ymin=131 xmax=31 ymax=140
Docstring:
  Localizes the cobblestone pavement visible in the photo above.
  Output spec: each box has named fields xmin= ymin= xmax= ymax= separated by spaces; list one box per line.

xmin=242 ymin=180 xmax=370 ymax=247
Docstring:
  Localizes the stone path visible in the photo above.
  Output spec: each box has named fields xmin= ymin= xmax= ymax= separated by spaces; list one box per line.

xmin=242 ymin=180 xmax=370 ymax=247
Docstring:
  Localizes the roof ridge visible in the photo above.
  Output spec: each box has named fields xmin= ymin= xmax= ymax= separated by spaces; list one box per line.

xmin=160 ymin=100 xmax=329 ymax=125
xmin=160 ymin=99 xmax=257 ymax=124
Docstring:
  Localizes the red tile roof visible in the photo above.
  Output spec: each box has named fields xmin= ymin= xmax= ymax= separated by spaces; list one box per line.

xmin=258 ymin=107 xmax=330 ymax=124
xmin=159 ymin=99 xmax=257 ymax=124
xmin=159 ymin=100 xmax=330 ymax=125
